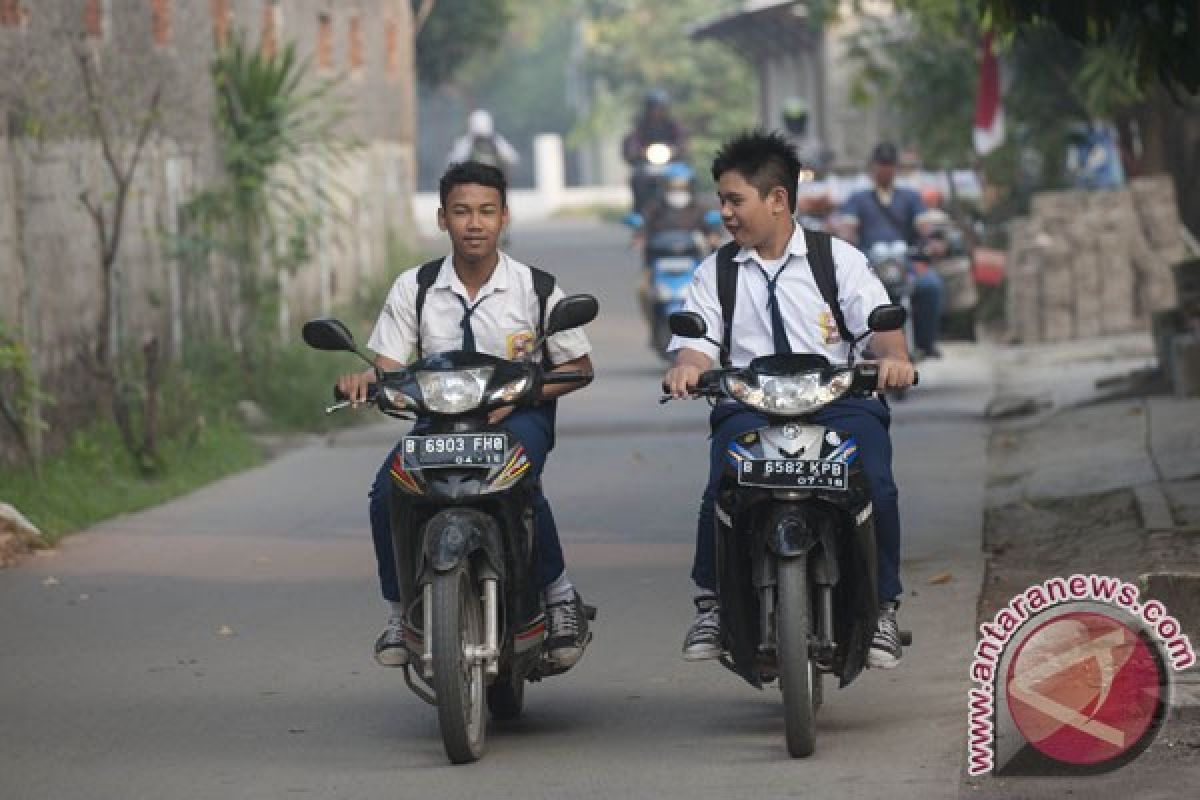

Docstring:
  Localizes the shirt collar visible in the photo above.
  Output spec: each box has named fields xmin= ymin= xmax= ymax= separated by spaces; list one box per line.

xmin=436 ymin=252 xmax=511 ymax=298
xmin=732 ymin=223 xmax=808 ymax=266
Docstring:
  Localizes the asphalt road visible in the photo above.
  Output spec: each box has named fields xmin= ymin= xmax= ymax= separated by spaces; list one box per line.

xmin=0 ymin=221 xmax=993 ymax=799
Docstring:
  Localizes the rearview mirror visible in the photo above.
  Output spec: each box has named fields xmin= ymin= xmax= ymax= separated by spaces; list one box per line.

xmin=302 ymin=318 xmax=357 ymax=352
xmin=668 ymin=311 xmax=708 ymax=339
xmin=546 ymin=294 xmax=599 ymax=336
xmin=867 ymin=304 xmax=907 ymax=333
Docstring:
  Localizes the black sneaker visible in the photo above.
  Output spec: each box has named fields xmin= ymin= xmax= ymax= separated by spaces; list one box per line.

xmin=545 ymin=591 xmax=590 ymax=669
xmin=374 ymin=613 xmax=408 ymax=667
xmin=682 ymin=594 xmax=721 ymax=661
xmin=868 ymin=601 xmax=902 ymax=669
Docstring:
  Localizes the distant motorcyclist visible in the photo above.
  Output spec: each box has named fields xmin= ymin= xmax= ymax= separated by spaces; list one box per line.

xmin=622 ymin=89 xmax=688 ymax=212
xmin=839 ymin=142 xmax=946 ymax=359
xmin=447 ymin=109 xmax=520 ymax=179
xmin=630 ymin=163 xmax=722 ymax=336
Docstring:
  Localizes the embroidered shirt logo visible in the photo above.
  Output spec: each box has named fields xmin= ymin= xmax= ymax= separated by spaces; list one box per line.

xmin=507 ymin=330 xmax=536 ymax=360
xmin=818 ymin=309 xmax=841 ymax=345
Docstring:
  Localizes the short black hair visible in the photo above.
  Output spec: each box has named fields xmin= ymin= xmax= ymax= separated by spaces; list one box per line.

xmin=440 ymin=161 xmax=507 ymax=208
xmin=711 ymin=130 xmax=801 ymax=212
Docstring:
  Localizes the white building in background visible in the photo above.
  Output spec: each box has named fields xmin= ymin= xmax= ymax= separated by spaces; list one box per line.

xmin=691 ymin=0 xmax=896 ymax=172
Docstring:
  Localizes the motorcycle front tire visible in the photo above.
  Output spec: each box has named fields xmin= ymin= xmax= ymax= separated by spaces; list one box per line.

xmin=777 ymin=555 xmax=818 ymax=758
xmin=431 ymin=566 xmax=487 ymax=764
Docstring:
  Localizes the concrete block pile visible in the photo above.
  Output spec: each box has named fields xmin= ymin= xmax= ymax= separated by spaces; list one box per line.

xmin=1006 ymin=175 xmax=1194 ymax=344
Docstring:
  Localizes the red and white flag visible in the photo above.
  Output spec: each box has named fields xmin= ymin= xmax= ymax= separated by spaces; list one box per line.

xmin=973 ymin=30 xmax=1004 ymax=156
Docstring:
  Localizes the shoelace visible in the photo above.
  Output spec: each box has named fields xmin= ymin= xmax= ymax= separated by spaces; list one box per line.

xmin=873 ymin=611 xmax=899 ymax=648
xmin=383 ymin=615 xmax=404 ymax=643
xmin=687 ymin=609 xmax=720 ymax=644
xmin=547 ymin=599 xmax=579 ymax=638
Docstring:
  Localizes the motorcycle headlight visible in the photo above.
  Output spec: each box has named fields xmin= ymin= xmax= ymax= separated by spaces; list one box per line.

xmin=485 ymin=375 xmax=532 ymax=405
xmin=725 ymin=370 xmax=853 ymax=415
xmin=645 ymin=143 xmax=672 ymax=166
xmin=416 ymin=367 xmax=494 ymax=414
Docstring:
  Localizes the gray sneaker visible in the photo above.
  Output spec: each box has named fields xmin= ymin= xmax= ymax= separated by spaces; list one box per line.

xmin=682 ymin=595 xmax=721 ymax=661
xmin=868 ymin=602 xmax=902 ymax=669
xmin=545 ymin=591 xmax=590 ymax=669
xmin=374 ymin=613 xmax=408 ymax=667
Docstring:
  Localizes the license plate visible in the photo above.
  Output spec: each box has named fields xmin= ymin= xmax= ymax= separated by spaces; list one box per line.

xmin=403 ymin=433 xmax=509 ymax=468
xmin=737 ymin=459 xmax=848 ymax=490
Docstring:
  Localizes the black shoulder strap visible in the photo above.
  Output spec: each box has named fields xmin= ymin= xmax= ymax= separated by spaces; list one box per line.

xmin=413 ymin=259 xmax=443 ymax=359
xmin=869 ymin=190 xmax=917 ymax=245
xmin=715 ymin=241 xmax=740 ymax=368
xmin=803 ymin=228 xmax=854 ymax=344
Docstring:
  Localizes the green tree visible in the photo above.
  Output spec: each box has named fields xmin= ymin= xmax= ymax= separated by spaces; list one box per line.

xmin=414 ymin=0 xmax=514 ymax=88
xmin=576 ymin=0 xmax=755 ymax=185
xmin=180 ymin=34 xmax=354 ymax=369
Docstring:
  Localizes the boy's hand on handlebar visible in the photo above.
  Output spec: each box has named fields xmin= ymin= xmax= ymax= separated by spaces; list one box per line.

xmin=874 ymin=358 xmax=916 ymax=391
xmin=663 ymin=364 xmax=702 ymax=398
xmin=336 ymin=368 xmax=375 ymax=407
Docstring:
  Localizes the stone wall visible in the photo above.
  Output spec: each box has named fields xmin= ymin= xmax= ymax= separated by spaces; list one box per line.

xmin=1005 ymin=177 xmax=1196 ymax=345
xmin=0 ymin=0 xmax=416 ymax=464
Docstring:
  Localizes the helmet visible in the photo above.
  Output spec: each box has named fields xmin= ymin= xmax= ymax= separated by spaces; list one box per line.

xmin=467 ymin=109 xmax=494 ymax=138
xmin=643 ymin=88 xmax=670 ymax=110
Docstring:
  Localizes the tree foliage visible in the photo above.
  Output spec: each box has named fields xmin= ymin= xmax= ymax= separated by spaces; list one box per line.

xmin=414 ymin=0 xmax=513 ymax=88
xmin=982 ymin=0 xmax=1200 ymax=95
xmin=577 ymin=0 xmax=755 ymax=185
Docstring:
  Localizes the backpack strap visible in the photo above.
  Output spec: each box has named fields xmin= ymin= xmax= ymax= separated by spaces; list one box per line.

xmin=803 ymin=228 xmax=855 ymax=345
xmin=412 ymin=258 xmax=444 ymax=359
xmin=715 ymin=241 xmax=740 ymax=368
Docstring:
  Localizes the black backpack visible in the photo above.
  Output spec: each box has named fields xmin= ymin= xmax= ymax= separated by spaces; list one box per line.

xmin=412 ymin=259 xmax=556 ymax=362
xmin=715 ymin=228 xmax=852 ymax=367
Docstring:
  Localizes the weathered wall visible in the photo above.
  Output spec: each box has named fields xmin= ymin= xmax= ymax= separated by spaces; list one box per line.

xmin=0 ymin=0 xmax=416 ymax=465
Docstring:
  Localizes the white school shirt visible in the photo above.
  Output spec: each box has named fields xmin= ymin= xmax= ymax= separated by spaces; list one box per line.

xmin=367 ymin=253 xmax=591 ymax=366
xmin=667 ymin=225 xmax=890 ymax=367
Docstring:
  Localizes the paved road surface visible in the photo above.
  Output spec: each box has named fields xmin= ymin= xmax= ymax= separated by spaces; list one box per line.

xmin=0 ymin=221 xmax=992 ymax=799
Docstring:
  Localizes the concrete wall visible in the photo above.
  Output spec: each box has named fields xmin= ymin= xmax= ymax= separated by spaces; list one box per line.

xmin=0 ymin=0 xmax=416 ymax=463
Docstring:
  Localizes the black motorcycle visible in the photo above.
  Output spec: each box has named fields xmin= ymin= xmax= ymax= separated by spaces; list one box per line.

xmin=664 ymin=306 xmax=914 ymax=758
xmin=302 ymin=294 xmax=597 ymax=764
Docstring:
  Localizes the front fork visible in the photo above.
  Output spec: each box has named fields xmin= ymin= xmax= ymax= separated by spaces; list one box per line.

xmin=419 ymin=572 xmax=501 ymax=682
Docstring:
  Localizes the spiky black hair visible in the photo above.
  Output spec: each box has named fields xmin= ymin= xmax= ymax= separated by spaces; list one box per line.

xmin=711 ymin=129 xmax=801 ymax=212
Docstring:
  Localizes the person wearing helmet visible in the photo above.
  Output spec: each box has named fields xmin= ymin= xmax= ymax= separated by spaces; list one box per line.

xmin=629 ymin=162 xmax=722 ymax=337
xmin=447 ymin=109 xmax=520 ymax=179
xmin=622 ymin=90 xmax=689 ymax=212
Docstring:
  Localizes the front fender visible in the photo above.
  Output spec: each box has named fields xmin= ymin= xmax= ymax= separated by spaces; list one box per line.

xmin=766 ymin=505 xmax=840 ymax=585
xmin=422 ymin=508 xmax=505 ymax=577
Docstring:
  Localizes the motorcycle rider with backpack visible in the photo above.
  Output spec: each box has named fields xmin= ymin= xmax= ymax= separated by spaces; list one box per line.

xmin=663 ymin=131 xmax=916 ymax=670
xmin=337 ymin=161 xmax=592 ymax=671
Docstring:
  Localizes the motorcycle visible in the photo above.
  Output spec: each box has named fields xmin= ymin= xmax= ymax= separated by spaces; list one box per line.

xmin=662 ymin=306 xmax=915 ymax=758
xmin=301 ymin=294 xmax=598 ymax=765
xmin=867 ymin=241 xmax=916 ymax=400
xmin=626 ymin=209 xmax=722 ymax=356
xmin=630 ymin=142 xmax=683 ymax=214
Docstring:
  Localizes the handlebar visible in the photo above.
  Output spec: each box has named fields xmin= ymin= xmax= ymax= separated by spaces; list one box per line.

xmin=659 ymin=363 xmax=918 ymax=403
xmin=542 ymin=370 xmax=593 ymax=386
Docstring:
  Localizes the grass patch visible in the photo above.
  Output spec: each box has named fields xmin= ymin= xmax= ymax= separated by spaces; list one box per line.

xmin=0 ymin=234 xmax=434 ymax=544
xmin=0 ymin=417 xmax=261 ymax=543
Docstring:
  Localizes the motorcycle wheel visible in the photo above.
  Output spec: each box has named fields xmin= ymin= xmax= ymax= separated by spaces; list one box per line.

xmin=486 ymin=671 xmax=525 ymax=721
xmin=777 ymin=556 xmax=817 ymax=758
xmin=431 ymin=567 xmax=486 ymax=764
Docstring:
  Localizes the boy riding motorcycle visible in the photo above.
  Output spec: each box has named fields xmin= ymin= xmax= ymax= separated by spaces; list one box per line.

xmin=337 ymin=161 xmax=593 ymax=671
xmin=663 ymin=131 xmax=916 ymax=669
